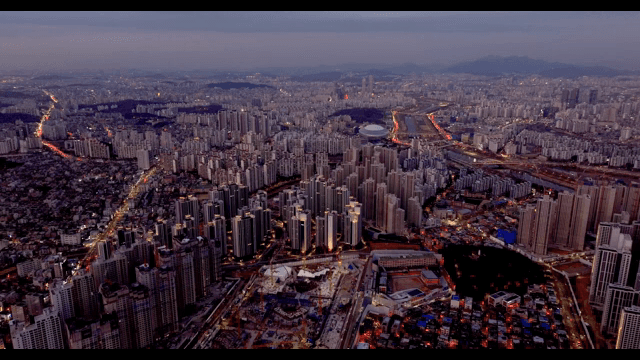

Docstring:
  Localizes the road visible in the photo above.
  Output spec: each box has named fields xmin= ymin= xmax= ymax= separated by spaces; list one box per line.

xmin=35 ymin=90 xmax=83 ymax=161
xmin=187 ymin=278 xmax=244 ymax=349
xmin=390 ymin=111 xmax=411 ymax=146
xmin=340 ymin=256 xmax=370 ymax=349
xmin=549 ymin=266 xmax=592 ymax=349
xmin=81 ymin=166 xmax=159 ymax=266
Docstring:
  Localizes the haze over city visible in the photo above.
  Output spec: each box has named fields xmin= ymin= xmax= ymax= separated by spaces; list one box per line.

xmin=2 ymin=11 xmax=640 ymax=350
xmin=1 ymin=11 xmax=640 ymax=71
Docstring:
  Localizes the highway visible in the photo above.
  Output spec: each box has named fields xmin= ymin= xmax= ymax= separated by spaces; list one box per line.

xmin=35 ymin=90 xmax=82 ymax=161
xmin=390 ymin=111 xmax=411 ymax=146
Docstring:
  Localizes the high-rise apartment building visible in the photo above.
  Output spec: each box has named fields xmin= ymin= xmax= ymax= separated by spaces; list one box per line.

xmin=601 ymin=284 xmax=639 ymax=335
xmin=532 ymin=195 xmax=557 ymax=255
xmin=385 ymin=193 xmax=399 ymax=234
xmin=596 ymin=186 xmax=618 ymax=229
xmin=49 ymin=280 xmax=75 ymax=321
xmin=100 ymin=282 xmax=135 ymax=349
xmin=137 ymin=149 xmax=150 ymax=170
xmin=616 ymin=305 xmax=640 ymax=349
xmin=376 ymin=182 xmax=388 ymax=230
xmin=91 ymin=246 xmax=129 ymax=288
xmin=10 ymin=307 xmax=65 ymax=349
xmin=326 ymin=210 xmax=339 ymax=252
xmin=590 ymin=231 xmax=634 ymax=308
xmin=70 ymin=269 xmax=100 ymax=321
xmin=517 ymin=204 xmax=536 ymax=247
xmin=344 ymin=200 xmax=362 ymax=247
xmin=65 ymin=314 xmax=121 ymax=349
xmin=135 ymin=265 xmax=179 ymax=338
xmin=554 ymin=191 xmax=574 ymax=247
xmin=568 ymin=194 xmax=591 ymax=251
xmin=157 ymin=247 xmax=195 ymax=317
xmin=129 ymin=283 xmax=155 ymax=349
xmin=232 ymin=213 xmax=256 ymax=258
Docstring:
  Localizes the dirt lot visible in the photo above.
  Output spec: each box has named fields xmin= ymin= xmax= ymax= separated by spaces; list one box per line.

xmin=391 ymin=275 xmax=426 ymax=292
xmin=555 ymin=262 xmax=592 ymax=277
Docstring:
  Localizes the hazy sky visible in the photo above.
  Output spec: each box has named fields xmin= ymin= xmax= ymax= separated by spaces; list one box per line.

xmin=1 ymin=11 xmax=639 ymax=72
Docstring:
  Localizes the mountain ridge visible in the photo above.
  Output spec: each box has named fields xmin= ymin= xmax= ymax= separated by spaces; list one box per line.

xmin=442 ymin=55 xmax=637 ymax=78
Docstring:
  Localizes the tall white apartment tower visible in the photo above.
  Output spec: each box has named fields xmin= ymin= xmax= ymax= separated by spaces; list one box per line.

xmin=49 ymin=280 xmax=75 ymax=321
xmin=601 ymin=284 xmax=639 ymax=335
xmin=568 ymin=194 xmax=591 ymax=251
xmin=10 ymin=307 xmax=65 ymax=349
xmin=554 ymin=191 xmax=574 ymax=246
xmin=616 ymin=305 xmax=640 ymax=349
xmin=531 ymin=195 xmax=557 ymax=255
xmin=590 ymin=232 xmax=634 ymax=308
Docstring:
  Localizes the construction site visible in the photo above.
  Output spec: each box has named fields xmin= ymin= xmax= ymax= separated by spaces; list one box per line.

xmin=207 ymin=255 xmax=367 ymax=349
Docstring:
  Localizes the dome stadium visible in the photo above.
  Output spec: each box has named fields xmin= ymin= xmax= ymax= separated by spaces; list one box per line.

xmin=359 ymin=124 xmax=389 ymax=139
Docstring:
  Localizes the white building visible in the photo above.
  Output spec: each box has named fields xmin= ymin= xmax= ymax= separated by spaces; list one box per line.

xmin=617 ymin=306 xmax=640 ymax=349
xmin=10 ymin=307 xmax=65 ymax=349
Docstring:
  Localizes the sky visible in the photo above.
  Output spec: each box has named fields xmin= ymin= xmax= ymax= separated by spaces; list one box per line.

xmin=1 ymin=11 xmax=639 ymax=72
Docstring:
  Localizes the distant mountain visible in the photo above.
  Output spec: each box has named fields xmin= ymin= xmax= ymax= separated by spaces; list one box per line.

xmin=444 ymin=56 xmax=635 ymax=78
xmin=289 ymin=72 xmax=344 ymax=82
xmin=384 ymin=62 xmax=447 ymax=75
xmin=254 ymin=62 xmax=443 ymax=77
xmin=32 ymin=74 xmax=74 ymax=81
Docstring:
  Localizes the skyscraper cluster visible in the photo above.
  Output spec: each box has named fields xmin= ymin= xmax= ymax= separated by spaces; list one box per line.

xmin=517 ymin=192 xmax=591 ymax=255
xmin=9 ymin=183 xmax=277 ymax=349
xmin=587 ymin=219 xmax=640 ymax=341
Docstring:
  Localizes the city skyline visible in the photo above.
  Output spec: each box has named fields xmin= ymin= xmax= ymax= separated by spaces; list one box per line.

xmin=2 ymin=11 xmax=640 ymax=350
